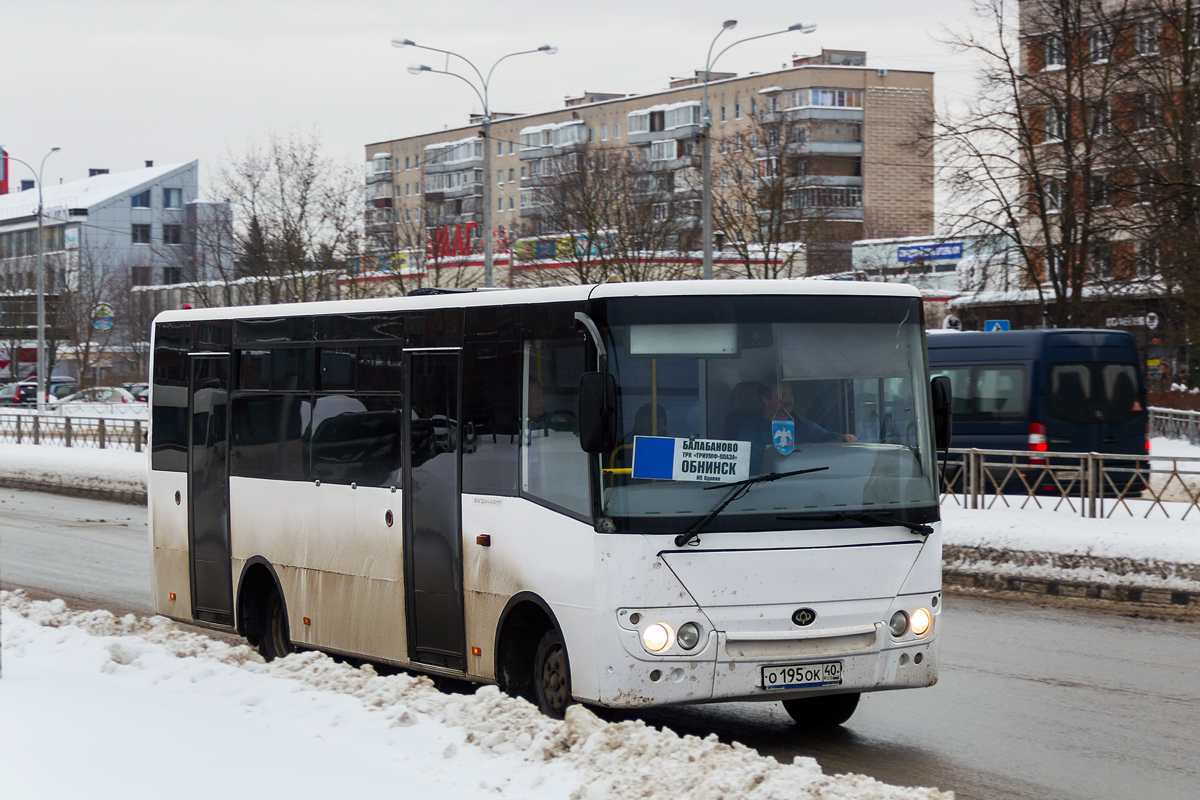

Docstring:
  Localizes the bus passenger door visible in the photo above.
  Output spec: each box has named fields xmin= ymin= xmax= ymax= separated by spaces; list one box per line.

xmin=404 ymin=350 xmax=466 ymax=671
xmin=188 ymin=355 xmax=233 ymax=626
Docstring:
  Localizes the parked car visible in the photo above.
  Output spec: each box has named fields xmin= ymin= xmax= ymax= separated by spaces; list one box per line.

xmin=0 ymin=382 xmax=53 ymax=406
xmin=58 ymin=386 xmax=139 ymax=405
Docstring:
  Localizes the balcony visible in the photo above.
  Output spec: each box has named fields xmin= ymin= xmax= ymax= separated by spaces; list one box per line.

xmin=628 ymin=125 xmax=700 ymax=146
xmin=366 ymin=169 xmax=393 ymax=185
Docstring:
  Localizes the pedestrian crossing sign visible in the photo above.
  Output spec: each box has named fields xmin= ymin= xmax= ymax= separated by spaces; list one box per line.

xmin=984 ymin=320 xmax=1010 ymax=332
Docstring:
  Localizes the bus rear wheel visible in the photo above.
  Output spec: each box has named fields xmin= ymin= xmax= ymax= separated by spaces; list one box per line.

xmin=259 ymin=586 xmax=292 ymax=662
xmin=782 ymin=692 xmax=860 ymax=728
xmin=533 ymin=629 xmax=572 ymax=719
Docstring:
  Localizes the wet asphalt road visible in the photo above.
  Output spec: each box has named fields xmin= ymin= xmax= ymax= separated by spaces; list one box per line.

xmin=2 ymin=488 xmax=1198 ymax=799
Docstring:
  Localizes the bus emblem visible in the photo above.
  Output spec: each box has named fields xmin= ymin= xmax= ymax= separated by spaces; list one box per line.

xmin=792 ymin=608 xmax=816 ymax=626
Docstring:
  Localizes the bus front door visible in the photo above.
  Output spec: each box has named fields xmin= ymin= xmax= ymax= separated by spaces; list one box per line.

xmin=187 ymin=355 xmax=233 ymax=626
xmin=404 ymin=350 xmax=466 ymax=671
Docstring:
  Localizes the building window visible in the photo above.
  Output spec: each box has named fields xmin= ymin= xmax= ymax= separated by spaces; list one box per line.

xmin=509 ymin=196 xmax=514 ymax=210
xmin=749 ymin=133 xmax=758 ymax=148
xmin=720 ymin=106 xmax=727 ymax=122
xmin=132 ymin=266 xmax=153 ymax=285
xmin=163 ymin=224 xmax=182 ymax=245
xmin=719 ymin=139 xmax=728 ymax=155
xmin=1133 ymin=93 xmax=1161 ymax=131
xmin=497 ymin=142 xmax=503 ymax=156
xmin=131 ymin=190 xmax=151 ymax=208
xmin=601 ymin=124 xmax=608 ymax=140
xmin=163 ymin=188 xmax=183 ymax=209
xmin=1090 ymin=173 xmax=1113 ymax=207
xmin=1089 ymin=27 xmax=1111 ymax=63
xmin=1045 ymin=106 xmax=1065 ymax=141
xmin=649 ymin=140 xmax=677 ymax=161
xmin=750 ymin=99 xmax=757 ymax=116
xmin=735 ymin=103 xmax=742 ymax=120
xmin=1136 ymin=240 xmax=1158 ymax=277
xmin=405 ymin=156 xmax=411 ymax=169
xmin=1091 ymin=101 xmax=1113 ymax=138
xmin=1045 ymin=34 xmax=1065 ymax=68
xmin=809 ymin=89 xmax=864 ymax=108
xmin=1135 ymin=21 xmax=1160 ymax=55
xmin=163 ymin=267 xmax=183 ymax=284
xmin=1044 ymin=176 xmax=1065 ymax=211
xmin=1092 ymin=241 xmax=1114 ymax=278
xmin=509 ymin=168 xmax=515 ymax=182
xmin=614 ymin=122 xmax=621 ymax=139
xmin=132 ymin=224 xmax=151 ymax=244
xmin=509 ymin=141 xmax=515 ymax=154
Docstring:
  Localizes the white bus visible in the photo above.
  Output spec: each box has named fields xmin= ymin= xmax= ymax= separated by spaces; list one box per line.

xmin=148 ymin=280 xmax=950 ymax=725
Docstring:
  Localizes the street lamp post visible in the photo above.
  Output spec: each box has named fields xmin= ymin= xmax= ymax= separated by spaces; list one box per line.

xmin=5 ymin=147 xmax=61 ymax=412
xmin=699 ymin=21 xmax=816 ymax=280
xmin=392 ymin=39 xmax=557 ymax=288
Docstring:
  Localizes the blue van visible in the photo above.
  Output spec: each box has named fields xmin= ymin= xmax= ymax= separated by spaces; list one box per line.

xmin=926 ymin=329 xmax=1148 ymax=491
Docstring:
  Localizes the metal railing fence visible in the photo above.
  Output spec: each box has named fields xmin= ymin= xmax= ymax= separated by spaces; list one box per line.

xmin=0 ymin=412 xmax=144 ymax=452
xmin=1150 ymin=406 xmax=1200 ymax=446
xmin=941 ymin=447 xmax=1200 ymax=520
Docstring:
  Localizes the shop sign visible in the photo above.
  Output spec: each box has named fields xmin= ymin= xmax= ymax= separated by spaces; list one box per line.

xmin=897 ymin=242 xmax=963 ymax=262
xmin=1106 ymin=312 xmax=1159 ymax=329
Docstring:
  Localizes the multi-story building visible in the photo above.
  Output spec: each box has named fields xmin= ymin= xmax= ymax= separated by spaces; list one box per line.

xmin=0 ymin=160 xmax=231 ymax=380
xmin=365 ymin=50 xmax=934 ymax=285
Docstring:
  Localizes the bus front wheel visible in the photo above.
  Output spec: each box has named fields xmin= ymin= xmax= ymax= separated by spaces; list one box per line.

xmin=782 ymin=692 xmax=860 ymax=728
xmin=533 ymin=629 xmax=572 ymax=719
xmin=259 ymin=586 xmax=293 ymax=662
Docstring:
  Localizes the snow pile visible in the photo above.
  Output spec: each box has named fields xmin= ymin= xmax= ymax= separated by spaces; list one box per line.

xmin=1 ymin=591 xmax=951 ymax=800
xmin=0 ymin=442 xmax=147 ymax=493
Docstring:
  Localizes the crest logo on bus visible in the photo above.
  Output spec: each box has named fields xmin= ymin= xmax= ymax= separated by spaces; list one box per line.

xmin=772 ymin=419 xmax=795 ymax=456
xmin=792 ymin=608 xmax=816 ymax=627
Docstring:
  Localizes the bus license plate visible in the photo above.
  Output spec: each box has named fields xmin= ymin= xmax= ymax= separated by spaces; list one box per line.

xmin=761 ymin=661 xmax=843 ymax=690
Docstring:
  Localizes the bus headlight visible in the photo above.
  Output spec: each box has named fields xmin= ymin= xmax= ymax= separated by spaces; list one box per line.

xmin=888 ymin=610 xmax=909 ymax=637
xmin=911 ymin=608 xmax=932 ymax=636
xmin=676 ymin=622 xmax=701 ymax=650
xmin=642 ymin=622 xmax=674 ymax=653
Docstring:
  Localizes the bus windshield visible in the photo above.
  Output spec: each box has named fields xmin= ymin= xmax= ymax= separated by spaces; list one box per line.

xmin=597 ymin=294 xmax=938 ymax=534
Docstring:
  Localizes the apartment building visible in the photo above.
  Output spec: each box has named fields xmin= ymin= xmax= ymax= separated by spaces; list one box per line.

xmin=0 ymin=160 xmax=231 ymax=378
xmin=365 ymin=50 xmax=934 ymax=285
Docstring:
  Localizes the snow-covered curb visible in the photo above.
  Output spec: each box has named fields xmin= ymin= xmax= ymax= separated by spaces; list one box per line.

xmin=0 ymin=442 xmax=147 ymax=499
xmin=1 ymin=590 xmax=950 ymax=800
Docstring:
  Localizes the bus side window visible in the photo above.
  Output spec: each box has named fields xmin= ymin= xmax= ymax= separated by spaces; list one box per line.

xmin=522 ymin=339 xmax=590 ymax=519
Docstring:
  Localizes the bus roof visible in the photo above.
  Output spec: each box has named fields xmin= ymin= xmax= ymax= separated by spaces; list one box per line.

xmin=151 ymin=279 xmax=921 ymax=326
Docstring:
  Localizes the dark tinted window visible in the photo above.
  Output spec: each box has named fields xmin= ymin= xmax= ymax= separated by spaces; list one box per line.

xmin=310 ymin=395 xmax=404 ymax=486
xmin=234 ymin=316 xmax=313 ymax=344
xmin=151 ymin=323 xmax=191 ymax=472
xmin=318 ymin=348 xmax=355 ymax=392
xmin=931 ymin=365 xmax=1027 ymax=422
xmin=1048 ymin=362 xmax=1142 ymax=424
xmin=239 ymin=350 xmax=270 ymax=391
xmin=271 ymin=348 xmax=312 ymax=391
xmin=359 ymin=345 xmax=403 ymax=392
xmin=461 ymin=309 xmax=521 ymax=495
xmin=315 ymin=313 xmax=404 ymax=341
xmin=230 ymin=394 xmax=309 ymax=480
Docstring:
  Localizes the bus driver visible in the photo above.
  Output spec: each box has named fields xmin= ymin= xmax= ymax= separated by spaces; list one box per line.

xmin=738 ymin=382 xmax=857 ymax=473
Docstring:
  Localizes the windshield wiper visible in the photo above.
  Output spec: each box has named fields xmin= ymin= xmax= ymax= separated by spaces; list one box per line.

xmin=776 ymin=510 xmax=933 ymax=536
xmin=674 ymin=466 xmax=829 ymax=548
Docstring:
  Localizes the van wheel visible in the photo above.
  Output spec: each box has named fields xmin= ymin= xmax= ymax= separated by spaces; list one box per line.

xmin=533 ymin=629 xmax=572 ymax=719
xmin=782 ymin=692 xmax=860 ymax=728
xmin=259 ymin=586 xmax=292 ymax=662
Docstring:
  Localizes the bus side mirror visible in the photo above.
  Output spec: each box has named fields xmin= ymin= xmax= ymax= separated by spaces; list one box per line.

xmin=578 ymin=372 xmax=618 ymax=453
xmin=930 ymin=375 xmax=952 ymax=450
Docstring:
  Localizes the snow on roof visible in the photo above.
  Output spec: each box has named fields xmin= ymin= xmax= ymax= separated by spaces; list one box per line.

xmin=0 ymin=161 xmax=195 ymax=224
xmin=423 ymin=136 xmax=480 ymax=152
xmin=758 ymin=86 xmax=784 ymax=94
xmin=518 ymin=120 xmax=585 ymax=136
xmin=627 ymin=100 xmax=700 ymax=116
xmin=949 ymin=281 xmax=1165 ymax=308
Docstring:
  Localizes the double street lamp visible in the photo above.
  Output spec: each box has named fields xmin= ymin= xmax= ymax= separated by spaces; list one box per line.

xmin=699 ymin=20 xmax=816 ymax=279
xmin=5 ymin=146 xmax=61 ymax=413
xmin=392 ymin=38 xmax=557 ymax=288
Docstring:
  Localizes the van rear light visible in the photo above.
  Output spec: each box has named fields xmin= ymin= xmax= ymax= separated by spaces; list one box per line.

xmin=1146 ymin=420 xmax=1151 ymax=453
xmin=1029 ymin=422 xmax=1047 ymax=465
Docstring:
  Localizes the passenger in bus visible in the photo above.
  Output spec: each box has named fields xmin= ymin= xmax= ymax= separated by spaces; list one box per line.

xmin=737 ymin=382 xmax=856 ymax=473
xmin=631 ymin=402 xmax=668 ymax=438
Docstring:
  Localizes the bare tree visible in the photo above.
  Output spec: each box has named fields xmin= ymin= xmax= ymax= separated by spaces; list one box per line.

xmin=51 ymin=246 xmax=124 ymax=388
xmin=710 ymin=114 xmax=843 ymax=278
xmin=515 ymin=142 xmax=691 ymax=285
xmin=219 ymin=130 xmax=364 ymax=304
xmin=937 ymin=0 xmax=1141 ymax=326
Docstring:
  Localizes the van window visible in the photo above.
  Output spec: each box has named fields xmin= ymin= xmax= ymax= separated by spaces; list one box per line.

xmin=1048 ymin=363 xmax=1140 ymax=424
xmin=932 ymin=365 xmax=1027 ymax=422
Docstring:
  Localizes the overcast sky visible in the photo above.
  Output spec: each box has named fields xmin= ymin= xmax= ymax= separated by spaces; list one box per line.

xmin=2 ymin=0 xmax=984 ymax=196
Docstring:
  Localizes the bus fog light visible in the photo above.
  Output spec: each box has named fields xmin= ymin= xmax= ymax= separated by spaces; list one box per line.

xmin=677 ymin=622 xmax=701 ymax=650
xmin=911 ymin=608 xmax=932 ymax=636
xmin=642 ymin=622 xmax=674 ymax=653
xmin=888 ymin=610 xmax=909 ymax=637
